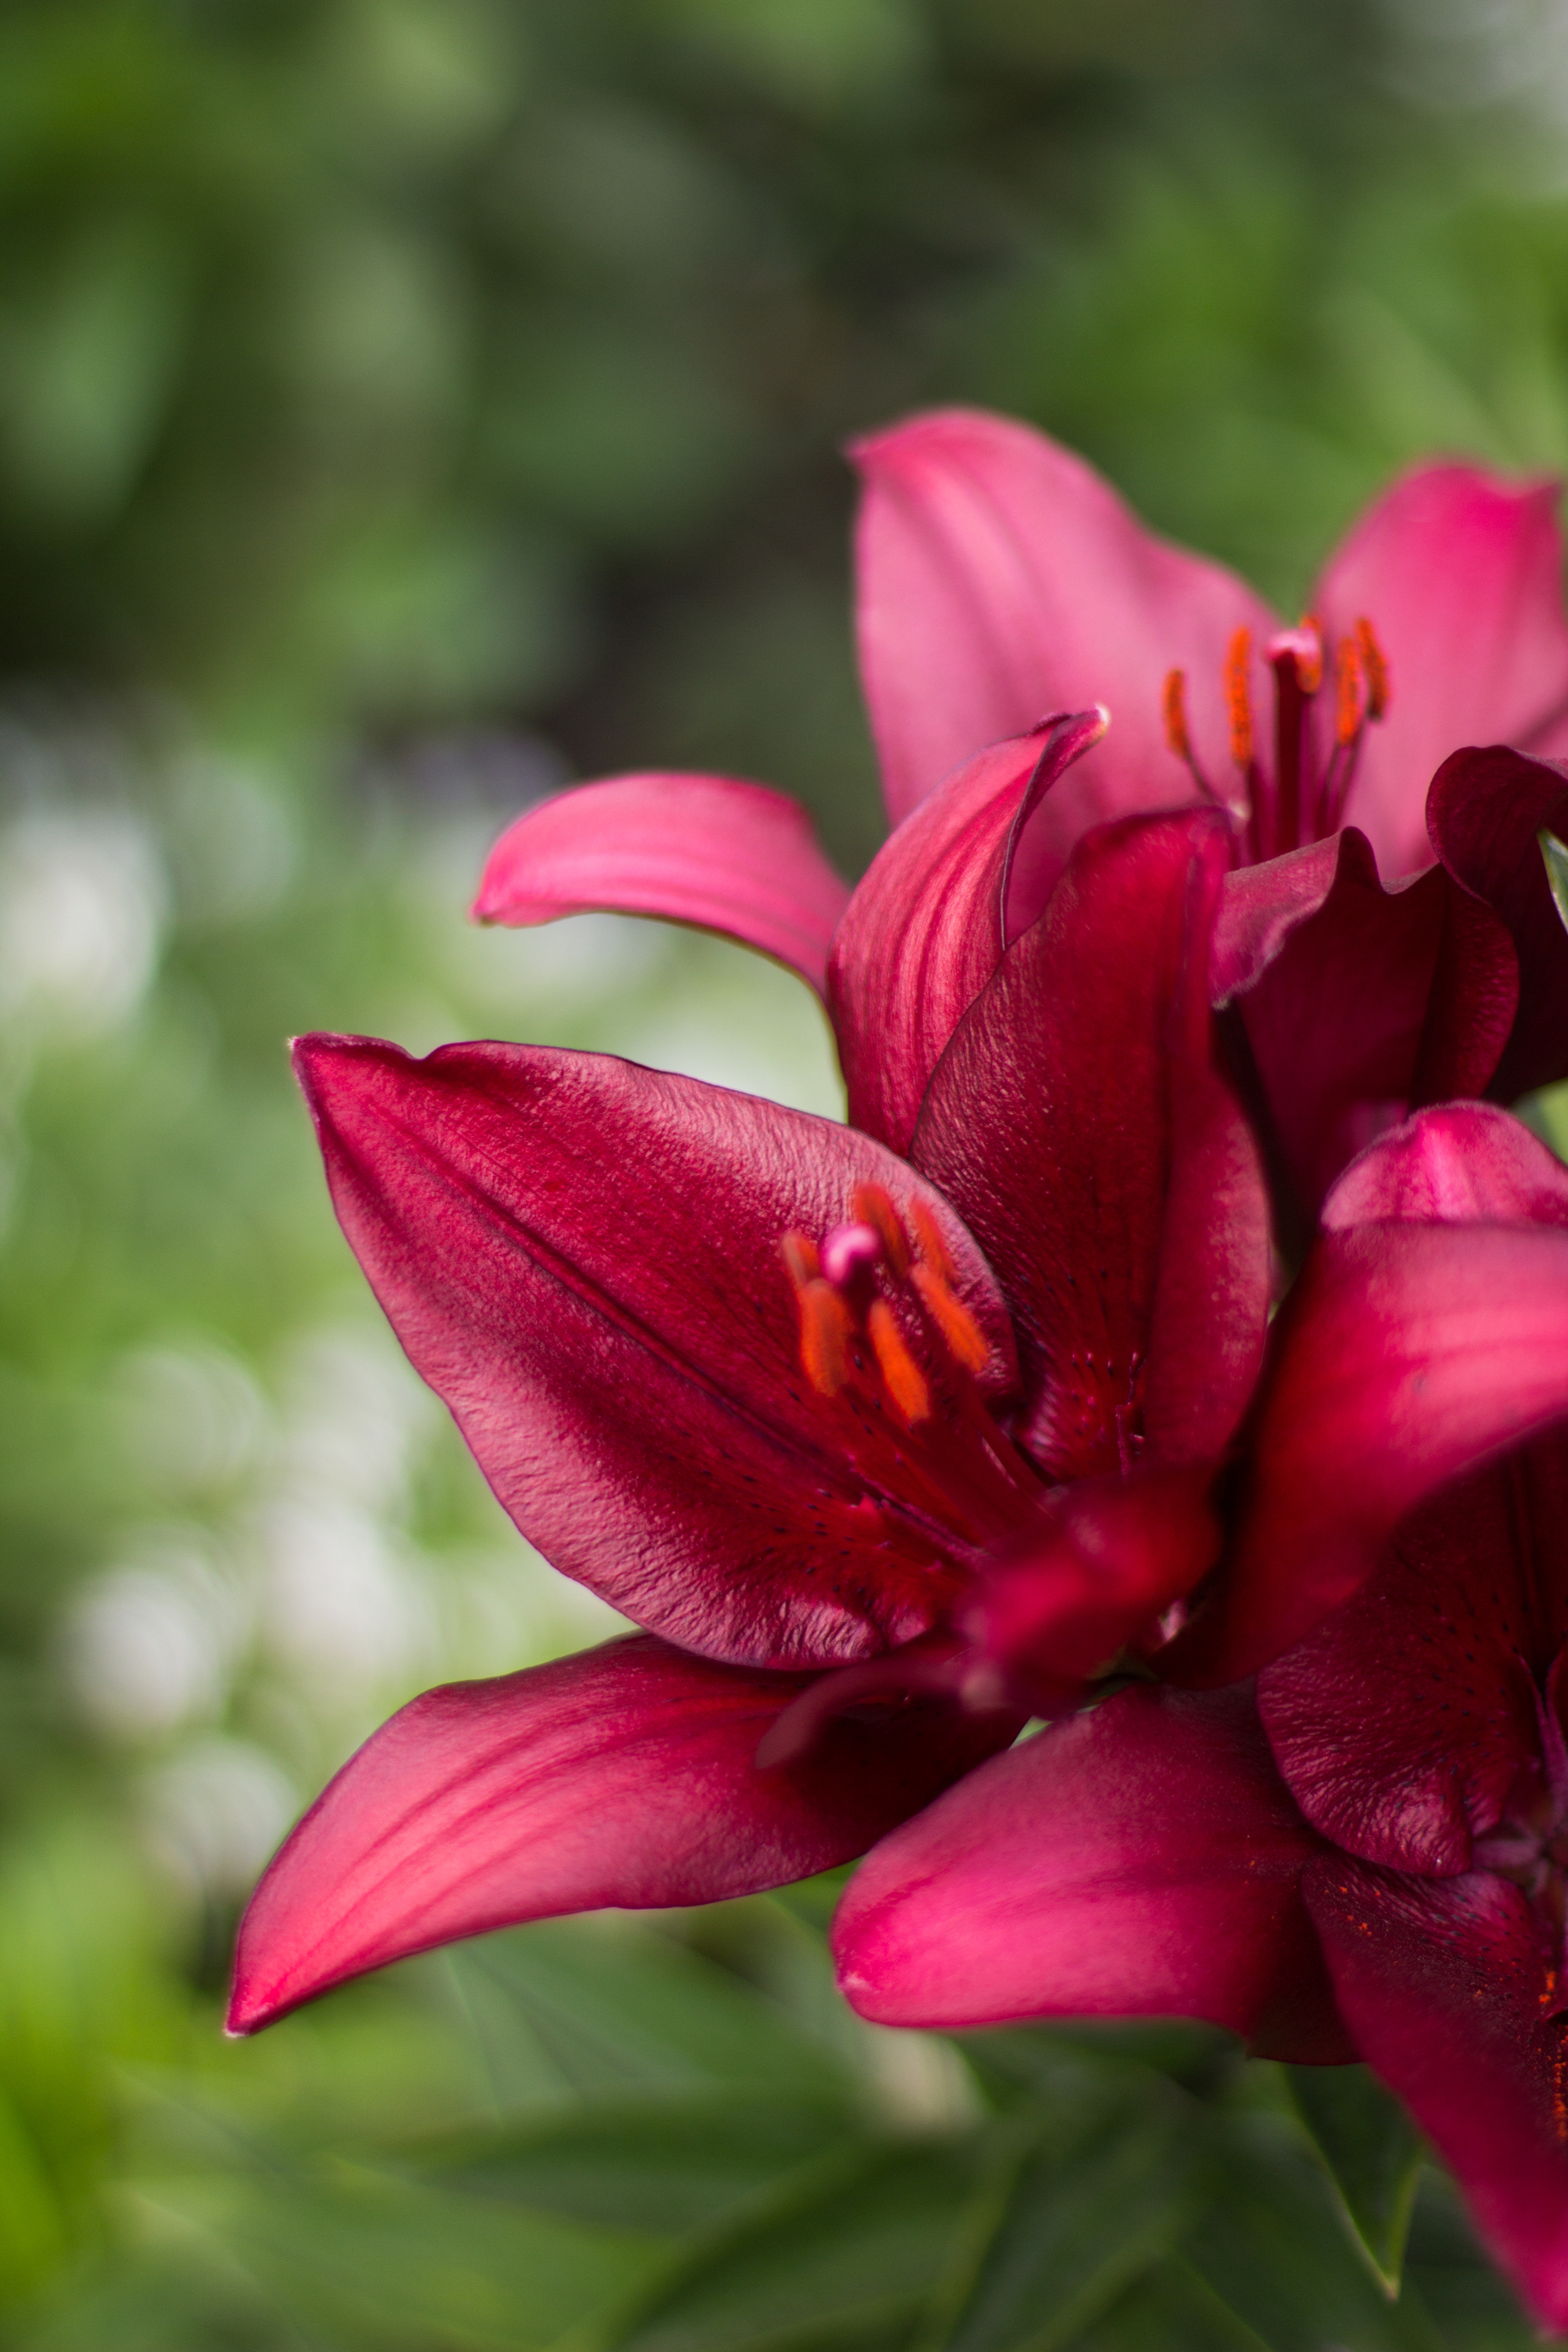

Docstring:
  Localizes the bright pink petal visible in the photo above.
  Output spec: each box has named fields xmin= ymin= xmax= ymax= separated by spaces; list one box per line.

xmin=827 ymin=710 xmax=1106 ymax=1155
xmin=1324 ymin=1101 xmax=1568 ymax=1233
xmin=1318 ymin=462 xmax=1568 ymax=880
xmin=1305 ymin=1857 xmax=1568 ymax=2337
xmin=1184 ymin=1221 xmax=1568 ymax=1682
xmin=293 ymin=1035 xmax=1019 ymax=1669
xmin=1428 ymin=743 xmax=1568 ymax=1100
xmin=1259 ymin=1440 xmax=1568 ymax=1873
xmin=911 ymin=812 xmax=1269 ymax=1477
xmin=1216 ymin=831 xmax=1516 ymax=1220
xmin=472 ymin=773 xmax=851 ymax=998
xmin=852 ymin=406 xmax=1276 ymax=826
xmin=229 ymin=1632 xmax=1012 ymax=2033
xmin=964 ymin=1467 xmax=1220 ymax=1713
xmin=833 ymin=1683 xmax=1349 ymax=2063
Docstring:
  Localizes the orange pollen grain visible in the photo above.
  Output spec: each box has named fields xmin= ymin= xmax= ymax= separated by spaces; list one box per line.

xmin=799 ymin=1279 xmax=851 ymax=1396
xmin=1334 ymin=636 xmax=1364 ymax=746
xmin=1356 ymin=616 xmax=1390 ymax=720
xmin=852 ymin=1182 xmax=910 ymax=1276
xmin=1225 ymin=627 xmax=1254 ymax=766
xmin=906 ymin=1197 xmax=955 ymax=1285
xmin=867 ymin=1299 xmax=929 ymax=1424
xmin=1162 ymin=668 xmax=1191 ymax=761
xmin=911 ymin=1262 xmax=989 ymax=1373
xmin=780 ymin=1231 xmax=820 ymax=1291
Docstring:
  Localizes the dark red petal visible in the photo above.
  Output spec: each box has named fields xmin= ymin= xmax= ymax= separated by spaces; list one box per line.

xmin=228 ymin=1632 xmax=1012 ymax=2034
xmin=1317 ymin=462 xmax=1568 ymax=880
xmin=293 ymin=1035 xmax=1019 ymax=1668
xmin=1324 ymin=1101 xmax=1568 ymax=1233
xmin=833 ymin=1683 xmax=1349 ymax=2063
xmin=471 ymin=772 xmax=851 ymax=998
xmin=1428 ymin=743 xmax=1568 ymax=1100
xmin=828 ymin=710 xmax=1106 ymax=1155
xmin=964 ymin=1466 xmax=1220 ymax=1713
xmin=912 ymin=812 xmax=1269 ymax=1478
xmin=1259 ymin=1441 xmax=1568 ymax=1873
xmin=1305 ymin=1857 xmax=1568 ymax=2337
xmin=1216 ymin=831 xmax=1516 ymax=1222
xmin=1185 ymin=1222 xmax=1568 ymax=1682
xmin=851 ymin=406 xmax=1276 ymax=826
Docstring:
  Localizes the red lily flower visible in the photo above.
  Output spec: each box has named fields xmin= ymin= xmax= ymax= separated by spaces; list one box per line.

xmin=834 ymin=1102 xmax=1568 ymax=2337
xmin=475 ymin=410 xmax=1568 ymax=1217
xmin=228 ymin=804 xmax=1273 ymax=2034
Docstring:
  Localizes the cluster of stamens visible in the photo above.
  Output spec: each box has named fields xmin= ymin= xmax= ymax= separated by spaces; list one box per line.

xmin=782 ymin=1184 xmax=990 ymax=1430
xmin=1472 ymin=1671 xmax=1568 ymax=2013
xmin=1162 ymin=615 xmax=1390 ymax=860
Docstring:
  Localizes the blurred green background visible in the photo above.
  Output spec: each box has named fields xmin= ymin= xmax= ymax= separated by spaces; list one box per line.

xmin=5 ymin=1 xmax=1568 ymax=2344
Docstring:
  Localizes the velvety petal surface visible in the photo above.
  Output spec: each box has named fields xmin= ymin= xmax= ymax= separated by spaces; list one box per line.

xmin=1305 ymin=1857 xmax=1568 ymax=2337
xmin=851 ymin=406 xmax=1276 ymax=827
xmin=1217 ymin=831 xmax=1515 ymax=1220
xmin=1259 ymin=1439 xmax=1568 ymax=1873
xmin=964 ymin=1467 xmax=1220 ymax=1712
xmin=230 ymin=1632 xmax=1012 ymax=2034
xmin=1324 ymin=1101 xmax=1568 ymax=1233
xmin=294 ymin=1035 xmax=1020 ymax=1668
xmin=912 ymin=812 xmax=1269 ymax=1477
xmin=472 ymin=772 xmax=851 ymax=997
xmin=1428 ymin=743 xmax=1568 ymax=1101
xmin=1185 ymin=1221 xmax=1568 ymax=1682
xmin=833 ymin=1684 xmax=1349 ymax=2063
xmin=827 ymin=710 xmax=1106 ymax=1155
xmin=1318 ymin=463 xmax=1568 ymax=881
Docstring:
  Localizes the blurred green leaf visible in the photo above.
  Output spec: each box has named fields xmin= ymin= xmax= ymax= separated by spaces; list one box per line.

xmin=408 ymin=2091 xmax=859 ymax=2232
xmin=1539 ymin=828 xmax=1568 ymax=940
xmin=1285 ymin=2065 xmax=1425 ymax=2295
xmin=920 ymin=2089 xmax=1200 ymax=2352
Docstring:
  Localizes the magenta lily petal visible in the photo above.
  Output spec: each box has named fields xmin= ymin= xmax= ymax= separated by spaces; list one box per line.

xmin=1316 ymin=463 xmax=1568 ymax=881
xmin=912 ymin=811 xmax=1268 ymax=1477
xmin=1214 ymin=831 xmax=1516 ymax=1220
xmin=293 ymin=1034 xmax=1019 ymax=1669
xmin=471 ymin=772 xmax=851 ymax=998
xmin=1428 ymin=743 xmax=1568 ymax=1101
xmin=230 ymin=1632 xmax=1013 ymax=2034
xmin=1324 ymin=1100 xmax=1568 ymax=1233
xmin=1191 ymin=1220 xmax=1568 ymax=1683
xmin=1305 ymin=1857 xmax=1568 ymax=2336
xmin=827 ymin=709 xmax=1106 ymax=1155
xmin=1259 ymin=1444 xmax=1568 ymax=1873
xmin=964 ymin=1467 xmax=1220 ymax=1713
xmin=833 ymin=1684 xmax=1349 ymax=2063
xmin=851 ymin=406 xmax=1276 ymax=826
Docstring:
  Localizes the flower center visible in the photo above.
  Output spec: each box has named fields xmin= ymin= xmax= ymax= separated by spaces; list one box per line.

xmin=1162 ymin=616 xmax=1390 ymax=860
xmin=780 ymin=1181 xmax=1040 ymax=1553
xmin=1473 ymin=1664 xmax=1568 ymax=2014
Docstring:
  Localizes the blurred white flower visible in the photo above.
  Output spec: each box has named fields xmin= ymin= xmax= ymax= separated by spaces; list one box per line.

xmin=112 ymin=1340 xmax=270 ymax=1496
xmin=142 ymin=1735 xmax=297 ymax=1899
xmin=63 ymin=1534 xmax=247 ymax=1740
xmin=0 ymin=807 xmax=165 ymax=1037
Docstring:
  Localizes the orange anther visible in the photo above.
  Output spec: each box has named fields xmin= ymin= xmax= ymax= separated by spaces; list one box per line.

xmin=867 ymin=1299 xmax=929 ymax=1423
xmin=1295 ymin=616 xmax=1323 ymax=696
xmin=911 ymin=1262 xmax=989 ymax=1374
xmin=906 ymin=1197 xmax=955 ymax=1284
xmin=1356 ymin=617 xmax=1390 ymax=720
xmin=780 ymin=1232 xmax=820 ymax=1292
xmin=1162 ymin=668 xmax=1191 ymax=761
xmin=1334 ymin=636 xmax=1364 ymax=747
xmin=799 ymin=1279 xmax=851 ymax=1396
xmin=1225 ymin=627 xmax=1254 ymax=766
xmin=852 ymin=1182 xmax=910 ymax=1276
